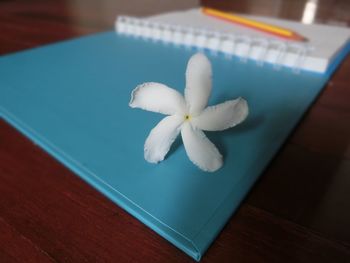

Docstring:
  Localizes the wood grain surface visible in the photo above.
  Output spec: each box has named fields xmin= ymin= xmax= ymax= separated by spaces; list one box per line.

xmin=1 ymin=0 xmax=350 ymax=262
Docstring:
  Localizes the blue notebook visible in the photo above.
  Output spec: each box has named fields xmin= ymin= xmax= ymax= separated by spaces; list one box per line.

xmin=0 ymin=29 xmax=349 ymax=261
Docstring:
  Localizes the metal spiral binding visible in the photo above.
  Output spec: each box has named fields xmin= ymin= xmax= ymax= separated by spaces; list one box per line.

xmin=115 ymin=16 xmax=311 ymax=72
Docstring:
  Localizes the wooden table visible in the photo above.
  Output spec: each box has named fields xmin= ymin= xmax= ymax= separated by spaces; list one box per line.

xmin=1 ymin=0 xmax=350 ymax=262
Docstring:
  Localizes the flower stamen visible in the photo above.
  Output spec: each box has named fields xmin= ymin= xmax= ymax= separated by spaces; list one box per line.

xmin=184 ymin=114 xmax=191 ymax=121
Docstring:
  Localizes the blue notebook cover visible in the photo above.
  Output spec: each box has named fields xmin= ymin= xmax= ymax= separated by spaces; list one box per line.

xmin=0 ymin=31 xmax=348 ymax=260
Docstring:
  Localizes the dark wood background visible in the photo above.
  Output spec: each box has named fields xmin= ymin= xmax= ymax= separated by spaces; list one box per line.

xmin=1 ymin=0 xmax=350 ymax=262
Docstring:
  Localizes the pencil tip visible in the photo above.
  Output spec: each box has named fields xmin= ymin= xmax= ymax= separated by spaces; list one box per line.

xmin=295 ymin=35 xmax=309 ymax=42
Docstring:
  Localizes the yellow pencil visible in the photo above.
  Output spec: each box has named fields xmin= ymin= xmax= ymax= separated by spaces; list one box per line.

xmin=202 ymin=7 xmax=307 ymax=42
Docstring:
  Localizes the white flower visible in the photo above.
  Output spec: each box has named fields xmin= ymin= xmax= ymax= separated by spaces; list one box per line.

xmin=129 ymin=53 xmax=248 ymax=172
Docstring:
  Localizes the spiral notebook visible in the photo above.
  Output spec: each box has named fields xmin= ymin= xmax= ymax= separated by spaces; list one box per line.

xmin=1 ymin=8 xmax=350 ymax=261
xmin=116 ymin=8 xmax=350 ymax=73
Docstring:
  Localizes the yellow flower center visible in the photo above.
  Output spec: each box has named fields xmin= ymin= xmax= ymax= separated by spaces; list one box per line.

xmin=184 ymin=114 xmax=191 ymax=121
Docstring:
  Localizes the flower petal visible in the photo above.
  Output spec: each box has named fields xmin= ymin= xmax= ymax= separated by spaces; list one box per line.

xmin=191 ymin=98 xmax=248 ymax=131
xmin=130 ymin=82 xmax=186 ymax=115
xmin=181 ymin=122 xmax=223 ymax=172
xmin=144 ymin=115 xmax=183 ymax=163
xmin=185 ymin=53 xmax=212 ymax=115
